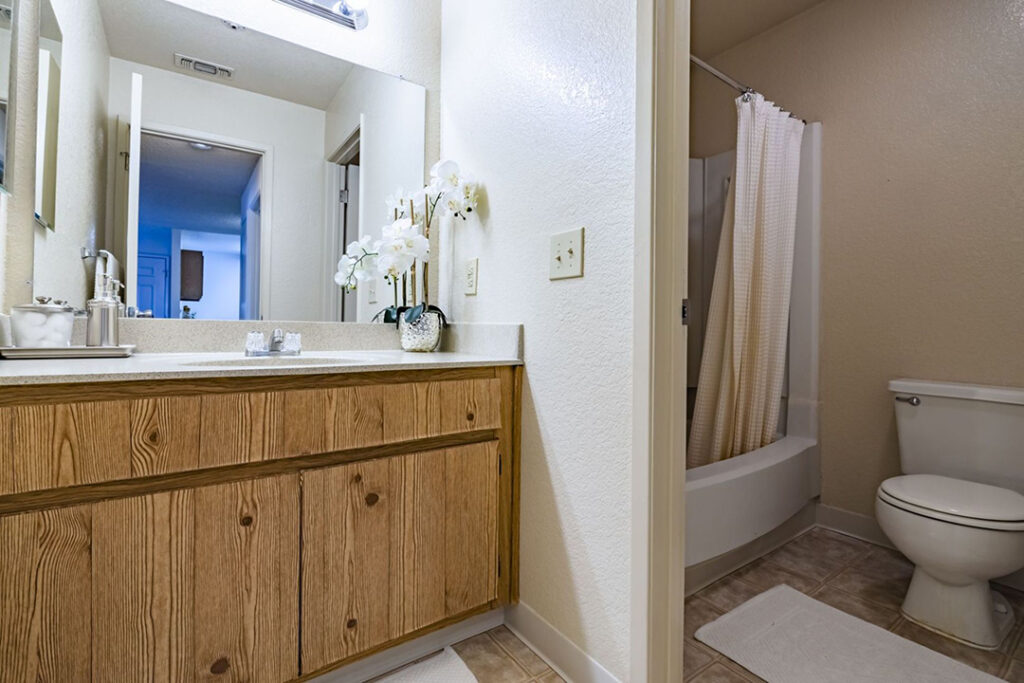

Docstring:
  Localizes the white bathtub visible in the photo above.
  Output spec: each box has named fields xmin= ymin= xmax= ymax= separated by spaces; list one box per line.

xmin=685 ymin=123 xmax=823 ymax=569
xmin=685 ymin=434 xmax=820 ymax=566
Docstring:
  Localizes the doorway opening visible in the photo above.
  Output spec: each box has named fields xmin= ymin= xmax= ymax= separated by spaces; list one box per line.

xmin=136 ymin=130 xmax=263 ymax=319
xmin=325 ymin=128 xmax=360 ymax=322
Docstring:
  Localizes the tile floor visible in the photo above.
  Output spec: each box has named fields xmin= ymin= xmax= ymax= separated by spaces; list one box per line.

xmin=685 ymin=526 xmax=1024 ymax=682
xmin=451 ymin=626 xmax=565 ymax=683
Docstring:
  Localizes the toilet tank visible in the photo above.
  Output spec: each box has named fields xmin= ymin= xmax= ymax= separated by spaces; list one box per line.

xmin=889 ymin=379 xmax=1024 ymax=493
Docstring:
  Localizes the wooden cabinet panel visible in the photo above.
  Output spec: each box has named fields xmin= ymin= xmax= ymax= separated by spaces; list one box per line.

xmin=276 ymin=389 xmax=337 ymax=457
xmin=335 ymin=386 xmax=385 ymax=450
xmin=93 ymin=488 xmax=195 ymax=681
xmin=403 ymin=442 xmax=498 ymax=628
xmin=439 ymin=378 xmax=501 ymax=434
xmin=301 ymin=457 xmax=405 ymax=672
xmin=93 ymin=477 xmax=300 ymax=682
xmin=441 ymin=441 xmax=499 ymax=614
xmin=302 ymin=442 xmax=499 ymax=671
xmin=194 ymin=476 xmax=300 ymax=682
xmin=2 ymin=401 xmax=130 ymax=494
xmin=200 ymin=392 xmax=282 ymax=467
xmin=0 ymin=506 xmax=92 ymax=682
xmin=130 ymin=397 xmax=201 ymax=476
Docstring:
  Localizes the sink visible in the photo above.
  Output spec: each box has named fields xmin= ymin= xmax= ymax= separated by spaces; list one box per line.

xmin=183 ymin=357 xmax=359 ymax=368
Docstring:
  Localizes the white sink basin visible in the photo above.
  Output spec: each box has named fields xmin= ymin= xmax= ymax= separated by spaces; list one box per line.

xmin=183 ymin=356 xmax=358 ymax=368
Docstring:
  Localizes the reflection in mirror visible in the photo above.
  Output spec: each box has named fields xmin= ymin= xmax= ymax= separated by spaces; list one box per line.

xmin=36 ymin=0 xmax=61 ymax=229
xmin=28 ymin=0 xmax=425 ymax=322
xmin=0 ymin=2 xmax=13 ymax=191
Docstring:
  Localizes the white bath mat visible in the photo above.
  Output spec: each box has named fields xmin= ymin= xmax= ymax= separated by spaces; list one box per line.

xmin=372 ymin=647 xmax=477 ymax=683
xmin=695 ymin=585 xmax=1001 ymax=682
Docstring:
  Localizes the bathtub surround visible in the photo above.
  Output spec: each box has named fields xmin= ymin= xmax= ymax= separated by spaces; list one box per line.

xmin=689 ymin=0 xmax=1024 ymax=518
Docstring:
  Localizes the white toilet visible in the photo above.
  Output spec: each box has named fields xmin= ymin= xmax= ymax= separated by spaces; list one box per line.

xmin=876 ymin=378 xmax=1024 ymax=650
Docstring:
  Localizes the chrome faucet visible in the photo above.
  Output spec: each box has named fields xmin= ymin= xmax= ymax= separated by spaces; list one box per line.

xmin=268 ymin=328 xmax=285 ymax=352
xmin=245 ymin=329 xmax=301 ymax=357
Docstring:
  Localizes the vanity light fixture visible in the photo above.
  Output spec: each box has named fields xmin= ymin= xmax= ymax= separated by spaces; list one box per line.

xmin=189 ymin=142 xmax=213 ymax=151
xmin=274 ymin=0 xmax=369 ymax=31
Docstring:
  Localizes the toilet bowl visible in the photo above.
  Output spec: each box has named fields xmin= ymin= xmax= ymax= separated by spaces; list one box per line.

xmin=876 ymin=473 xmax=1024 ymax=649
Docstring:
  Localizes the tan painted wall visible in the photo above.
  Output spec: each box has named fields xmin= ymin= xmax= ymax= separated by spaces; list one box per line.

xmin=691 ymin=0 xmax=1024 ymax=516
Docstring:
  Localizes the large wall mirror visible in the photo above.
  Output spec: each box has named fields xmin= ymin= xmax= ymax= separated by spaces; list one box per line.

xmin=26 ymin=0 xmax=425 ymax=322
xmin=0 ymin=2 xmax=13 ymax=192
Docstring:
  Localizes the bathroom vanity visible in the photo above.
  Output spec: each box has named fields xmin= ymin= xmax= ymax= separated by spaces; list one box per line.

xmin=0 ymin=352 xmax=521 ymax=681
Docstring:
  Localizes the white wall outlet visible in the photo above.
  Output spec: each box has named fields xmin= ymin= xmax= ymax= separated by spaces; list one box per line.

xmin=463 ymin=257 xmax=479 ymax=295
xmin=549 ymin=227 xmax=585 ymax=280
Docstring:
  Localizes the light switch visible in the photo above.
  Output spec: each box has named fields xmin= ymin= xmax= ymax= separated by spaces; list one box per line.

xmin=549 ymin=228 xmax=585 ymax=280
xmin=367 ymin=278 xmax=377 ymax=304
xmin=463 ymin=257 xmax=479 ymax=295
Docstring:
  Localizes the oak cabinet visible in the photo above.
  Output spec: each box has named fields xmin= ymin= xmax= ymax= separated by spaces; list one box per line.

xmin=300 ymin=441 xmax=498 ymax=672
xmin=0 ymin=367 xmax=519 ymax=682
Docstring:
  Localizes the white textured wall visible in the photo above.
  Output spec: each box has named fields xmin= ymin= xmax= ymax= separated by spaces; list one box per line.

xmin=324 ymin=68 xmax=425 ymax=321
xmin=31 ymin=0 xmax=110 ymax=308
xmin=107 ymin=57 xmax=327 ymax=320
xmin=166 ymin=0 xmax=441 ymax=174
xmin=441 ymin=1 xmax=636 ymax=678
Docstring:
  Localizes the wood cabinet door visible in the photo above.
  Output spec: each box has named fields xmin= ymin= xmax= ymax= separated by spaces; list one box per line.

xmin=300 ymin=441 xmax=498 ymax=674
xmin=0 ymin=506 xmax=92 ymax=682
xmin=92 ymin=475 xmax=300 ymax=682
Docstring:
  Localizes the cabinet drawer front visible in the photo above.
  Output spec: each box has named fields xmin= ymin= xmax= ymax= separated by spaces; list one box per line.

xmin=382 ymin=378 xmax=501 ymax=443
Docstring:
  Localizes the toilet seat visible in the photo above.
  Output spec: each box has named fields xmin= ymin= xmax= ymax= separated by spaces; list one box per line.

xmin=878 ymin=475 xmax=1024 ymax=532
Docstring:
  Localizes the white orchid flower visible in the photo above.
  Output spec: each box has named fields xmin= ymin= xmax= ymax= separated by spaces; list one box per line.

xmin=385 ymin=188 xmax=408 ymax=219
xmin=334 ymin=234 xmax=379 ymax=290
xmin=430 ymin=159 xmax=461 ymax=191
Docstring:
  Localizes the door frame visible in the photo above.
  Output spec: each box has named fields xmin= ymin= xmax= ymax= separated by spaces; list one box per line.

xmin=633 ymin=0 xmax=690 ymax=680
xmin=131 ymin=123 xmax=274 ymax=320
xmin=323 ymin=124 xmax=362 ymax=322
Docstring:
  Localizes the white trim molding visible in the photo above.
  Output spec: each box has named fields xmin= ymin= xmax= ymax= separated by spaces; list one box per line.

xmin=505 ymin=603 xmax=621 ymax=683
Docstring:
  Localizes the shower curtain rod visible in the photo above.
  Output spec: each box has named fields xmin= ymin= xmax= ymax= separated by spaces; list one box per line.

xmin=690 ymin=54 xmax=807 ymax=123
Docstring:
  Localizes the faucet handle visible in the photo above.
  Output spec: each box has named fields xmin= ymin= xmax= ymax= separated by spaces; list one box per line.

xmin=283 ymin=332 xmax=302 ymax=354
xmin=271 ymin=328 xmax=284 ymax=342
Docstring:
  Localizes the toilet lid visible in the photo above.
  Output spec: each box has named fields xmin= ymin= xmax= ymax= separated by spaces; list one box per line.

xmin=880 ymin=474 xmax=1024 ymax=523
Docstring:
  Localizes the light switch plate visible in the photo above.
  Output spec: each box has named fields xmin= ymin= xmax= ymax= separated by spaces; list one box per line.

xmin=367 ymin=279 xmax=377 ymax=304
xmin=463 ymin=257 xmax=479 ymax=295
xmin=549 ymin=228 xmax=585 ymax=280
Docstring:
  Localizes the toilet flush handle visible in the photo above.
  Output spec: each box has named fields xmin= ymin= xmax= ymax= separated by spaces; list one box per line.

xmin=895 ymin=395 xmax=921 ymax=407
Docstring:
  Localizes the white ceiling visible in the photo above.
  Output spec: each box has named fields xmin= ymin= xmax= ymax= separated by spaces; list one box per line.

xmin=139 ymin=133 xmax=260 ymax=235
xmin=691 ymin=0 xmax=828 ymax=58
xmin=96 ymin=0 xmax=356 ymax=109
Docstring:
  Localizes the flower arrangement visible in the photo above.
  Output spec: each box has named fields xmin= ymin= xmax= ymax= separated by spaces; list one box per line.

xmin=334 ymin=159 xmax=480 ymax=325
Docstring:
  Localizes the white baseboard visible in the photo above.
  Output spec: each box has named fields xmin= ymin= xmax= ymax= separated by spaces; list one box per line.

xmin=504 ymin=603 xmax=621 ymax=683
xmin=815 ymin=503 xmax=1024 ymax=592
xmin=311 ymin=609 xmax=504 ymax=682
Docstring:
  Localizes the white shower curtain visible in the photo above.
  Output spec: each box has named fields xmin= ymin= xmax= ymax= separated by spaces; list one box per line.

xmin=688 ymin=93 xmax=805 ymax=468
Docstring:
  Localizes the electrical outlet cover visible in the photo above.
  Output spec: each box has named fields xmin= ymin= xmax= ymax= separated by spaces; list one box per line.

xmin=463 ymin=257 xmax=479 ymax=295
xmin=549 ymin=228 xmax=585 ymax=280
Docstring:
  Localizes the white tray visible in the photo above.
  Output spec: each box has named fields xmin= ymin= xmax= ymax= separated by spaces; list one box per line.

xmin=0 ymin=345 xmax=136 ymax=359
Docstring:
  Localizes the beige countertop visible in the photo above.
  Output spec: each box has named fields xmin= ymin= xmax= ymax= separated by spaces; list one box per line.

xmin=0 ymin=349 xmax=522 ymax=386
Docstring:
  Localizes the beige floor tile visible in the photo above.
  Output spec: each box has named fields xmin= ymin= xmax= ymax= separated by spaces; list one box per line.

xmin=685 ymin=597 xmax=725 ymax=644
xmin=811 ymin=584 xmax=901 ymax=629
xmin=766 ymin=528 xmax=871 ymax=582
xmin=891 ymin=619 xmax=1008 ymax=676
xmin=1014 ymin=627 xmax=1024 ymax=661
xmin=690 ymin=661 xmax=751 ymax=682
xmin=684 ymin=641 xmax=716 ymax=680
xmin=852 ymin=545 xmax=915 ymax=581
xmin=488 ymin=626 xmax=552 ymax=677
xmin=721 ymin=658 xmax=767 ymax=682
xmin=826 ymin=565 xmax=910 ymax=610
xmin=730 ymin=558 xmax=821 ymax=594
xmin=452 ymin=632 xmax=532 ymax=683
xmin=533 ymin=671 xmax=566 ymax=682
xmin=696 ymin=575 xmax=765 ymax=613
